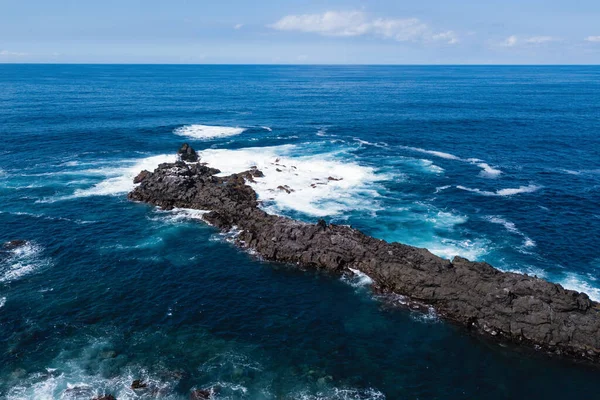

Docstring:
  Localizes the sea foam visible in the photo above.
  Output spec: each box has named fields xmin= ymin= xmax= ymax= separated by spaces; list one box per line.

xmin=174 ymin=124 xmax=246 ymax=140
xmin=560 ymin=273 xmax=600 ymax=302
xmin=457 ymin=184 xmax=541 ymax=197
xmin=53 ymin=154 xmax=177 ymax=200
xmin=0 ymin=242 xmax=51 ymax=283
xmin=485 ymin=216 xmax=536 ymax=248
xmin=400 ymin=146 xmax=502 ymax=178
xmin=199 ymin=145 xmax=387 ymax=217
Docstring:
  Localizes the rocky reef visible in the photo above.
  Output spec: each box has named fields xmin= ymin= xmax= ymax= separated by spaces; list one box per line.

xmin=128 ymin=144 xmax=600 ymax=364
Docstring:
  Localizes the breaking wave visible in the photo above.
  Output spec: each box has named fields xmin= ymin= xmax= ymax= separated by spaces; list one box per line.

xmin=484 ymin=216 xmax=536 ymax=248
xmin=400 ymin=146 xmax=502 ymax=178
xmin=174 ymin=124 xmax=246 ymax=140
xmin=199 ymin=145 xmax=388 ymax=217
xmin=457 ymin=184 xmax=541 ymax=197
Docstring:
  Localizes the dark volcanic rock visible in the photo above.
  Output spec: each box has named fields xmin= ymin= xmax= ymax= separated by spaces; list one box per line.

xmin=178 ymin=143 xmax=199 ymax=162
xmin=131 ymin=380 xmax=147 ymax=390
xmin=190 ymin=388 xmax=212 ymax=399
xmin=128 ymin=146 xmax=600 ymax=364
xmin=92 ymin=395 xmax=116 ymax=400
xmin=2 ymin=240 xmax=28 ymax=250
xmin=133 ymin=170 xmax=151 ymax=184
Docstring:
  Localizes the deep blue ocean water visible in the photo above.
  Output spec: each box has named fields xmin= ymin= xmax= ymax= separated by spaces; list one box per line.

xmin=0 ymin=65 xmax=599 ymax=399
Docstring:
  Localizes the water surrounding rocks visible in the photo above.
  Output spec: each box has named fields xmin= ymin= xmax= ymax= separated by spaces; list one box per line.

xmin=128 ymin=145 xmax=600 ymax=365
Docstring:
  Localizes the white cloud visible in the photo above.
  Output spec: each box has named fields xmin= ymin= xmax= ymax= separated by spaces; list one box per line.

xmin=501 ymin=35 xmax=557 ymax=47
xmin=585 ymin=36 xmax=600 ymax=42
xmin=432 ymin=31 xmax=460 ymax=45
xmin=501 ymin=35 xmax=518 ymax=47
xmin=525 ymin=36 xmax=555 ymax=44
xmin=0 ymin=50 xmax=27 ymax=56
xmin=234 ymin=23 xmax=244 ymax=30
xmin=269 ymin=11 xmax=459 ymax=44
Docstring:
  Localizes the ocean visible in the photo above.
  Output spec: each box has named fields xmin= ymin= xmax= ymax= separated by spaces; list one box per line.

xmin=1 ymin=65 xmax=599 ymax=399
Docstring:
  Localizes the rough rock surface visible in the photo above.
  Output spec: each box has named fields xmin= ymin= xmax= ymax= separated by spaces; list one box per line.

xmin=92 ymin=395 xmax=116 ymax=400
xmin=178 ymin=143 xmax=199 ymax=162
xmin=128 ymin=146 xmax=600 ymax=364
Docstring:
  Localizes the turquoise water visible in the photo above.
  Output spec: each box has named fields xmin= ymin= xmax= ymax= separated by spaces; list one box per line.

xmin=1 ymin=65 xmax=599 ymax=399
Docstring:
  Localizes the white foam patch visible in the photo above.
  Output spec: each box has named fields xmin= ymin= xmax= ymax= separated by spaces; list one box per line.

xmin=0 ymin=210 xmax=94 ymax=225
xmin=199 ymin=145 xmax=388 ymax=217
xmin=342 ymin=268 xmax=374 ymax=288
xmin=426 ymin=238 xmax=490 ymax=261
xmin=295 ymin=387 xmax=386 ymax=400
xmin=418 ymin=159 xmax=444 ymax=174
xmin=0 ymin=242 xmax=51 ymax=283
xmin=425 ymin=211 xmax=468 ymax=230
xmin=560 ymin=273 xmax=600 ymax=302
xmin=150 ymin=208 xmax=210 ymax=224
xmin=476 ymin=162 xmax=502 ymax=178
xmin=400 ymin=146 xmax=502 ymax=178
xmin=401 ymin=146 xmax=461 ymax=160
xmin=174 ymin=124 xmax=246 ymax=140
xmin=261 ymin=126 xmax=273 ymax=132
xmin=0 ymin=296 xmax=6 ymax=308
xmin=353 ymin=138 xmax=389 ymax=149
xmin=37 ymin=154 xmax=176 ymax=202
xmin=434 ymin=185 xmax=451 ymax=194
xmin=457 ymin=184 xmax=541 ymax=197
xmin=485 ymin=216 xmax=536 ymax=248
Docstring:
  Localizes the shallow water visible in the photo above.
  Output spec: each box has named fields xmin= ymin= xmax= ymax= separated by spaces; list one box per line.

xmin=1 ymin=65 xmax=599 ymax=399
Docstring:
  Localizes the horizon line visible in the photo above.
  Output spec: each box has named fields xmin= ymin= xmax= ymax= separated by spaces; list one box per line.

xmin=1 ymin=62 xmax=600 ymax=67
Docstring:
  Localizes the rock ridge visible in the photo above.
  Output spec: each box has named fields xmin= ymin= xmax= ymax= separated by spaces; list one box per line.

xmin=128 ymin=145 xmax=600 ymax=364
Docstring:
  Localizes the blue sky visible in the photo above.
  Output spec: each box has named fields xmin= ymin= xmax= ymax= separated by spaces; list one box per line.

xmin=1 ymin=0 xmax=600 ymax=64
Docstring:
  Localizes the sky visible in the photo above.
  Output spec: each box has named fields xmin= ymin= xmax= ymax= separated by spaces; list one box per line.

xmin=1 ymin=0 xmax=600 ymax=64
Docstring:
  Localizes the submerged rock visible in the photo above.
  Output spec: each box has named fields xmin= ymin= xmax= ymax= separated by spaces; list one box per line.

xmin=190 ymin=388 xmax=211 ymax=399
xmin=92 ymin=395 xmax=116 ymax=400
xmin=178 ymin=143 xmax=199 ymax=162
xmin=131 ymin=380 xmax=147 ymax=390
xmin=2 ymin=240 xmax=28 ymax=250
xmin=128 ymin=144 xmax=600 ymax=364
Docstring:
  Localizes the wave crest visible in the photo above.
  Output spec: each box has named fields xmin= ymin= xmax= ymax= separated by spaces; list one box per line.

xmin=174 ymin=124 xmax=246 ymax=140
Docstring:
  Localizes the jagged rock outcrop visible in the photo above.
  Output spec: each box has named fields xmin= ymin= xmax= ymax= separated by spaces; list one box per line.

xmin=178 ymin=143 xmax=199 ymax=162
xmin=128 ymin=145 xmax=600 ymax=364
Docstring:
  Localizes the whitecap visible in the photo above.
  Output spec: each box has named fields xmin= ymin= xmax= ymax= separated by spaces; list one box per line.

xmin=456 ymin=184 xmax=541 ymax=197
xmin=434 ymin=185 xmax=451 ymax=194
xmin=261 ymin=126 xmax=273 ymax=132
xmin=400 ymin=146 xmax=462 ymax=160
xmin=0 ymin=296 xmax=6 ymax=308
xmin=174 ymin=124 xmax=246 ymax=140
xmin=476 ymin=162 xmax=502 ymax=178
xmin=400 ymin=146 xmax=502 ymax=178
xmin=418 ymin=159 xmax=444 ymax=174
xmin=39 ymin=154 xmax=176 ymax=202
xmin=353 ymin=138 xmax=389 ymax=149
xmin=484 ymin=216 xmax=536 ymax=248
xmin=199 ymin=145 xmax=388 ymax=217
xmin=0 ymin=242 xmax=51 ymax=283
xmin=426 ymin=238 xmax=490 ymax=261
xmin=425 ymin=211 xmax=468 ymax=230
xmin=294 ymin=387 xmax=386 ymax=400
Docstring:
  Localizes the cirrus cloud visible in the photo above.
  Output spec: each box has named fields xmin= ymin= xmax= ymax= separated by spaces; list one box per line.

xmin=269 ymin=11 xmax=459 ymax=44
xmin=0 ymin=50 xmax=28 ymax=57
